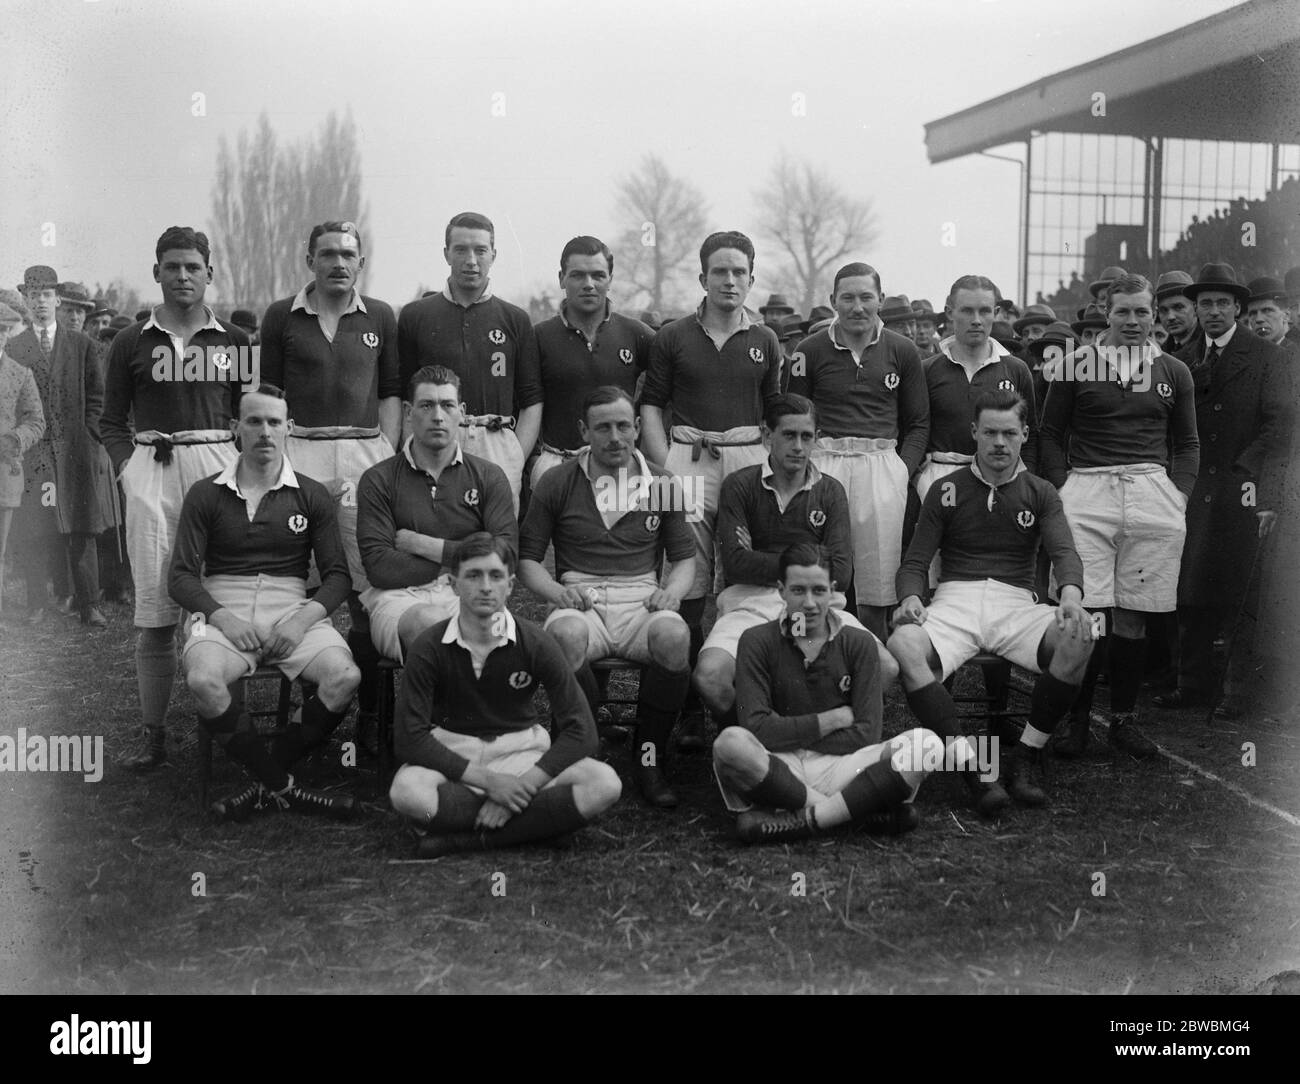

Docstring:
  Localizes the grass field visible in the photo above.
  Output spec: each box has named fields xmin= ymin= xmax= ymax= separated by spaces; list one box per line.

xmin=2 ymin=583 xmax=1299 ymax=996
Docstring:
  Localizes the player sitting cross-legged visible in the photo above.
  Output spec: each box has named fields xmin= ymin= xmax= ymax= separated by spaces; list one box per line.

xmin=887 ymin=388 xmax=1094 ymax=816
xmin=389 ymin=533 xmax=622 ymax=859
xmin=712 ymin=543 xmax=943 ymax=844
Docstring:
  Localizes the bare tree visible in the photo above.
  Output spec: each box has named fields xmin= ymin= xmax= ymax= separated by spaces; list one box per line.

xmin=209 ymin=110 xmax=371 ymax=313
xmin=755 ymin=153 xmax=880 ymax=315
xmin=612 ymin=154 xmax=709 ymax=314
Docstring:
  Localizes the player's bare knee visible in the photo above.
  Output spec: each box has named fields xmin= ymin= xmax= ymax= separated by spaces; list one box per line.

xmin=574 ymin=760 xmax=622 ymax=817
xmin=548 ymin=617 xmax=590 ymax=667
xmin=389 ymin=766 xmax=440 ymax=821
xmin=186 ymin=667 xmax=227 ymax=711
xmin=693 ymin=655 xmax=734 ymax=713
xmin=647 ymin=618 xmax=689 ymax=670
xmin=891 ymin=727 xmax=943 ymax=786
xmin=712 ymin=725 xmax=762 ymax=774
xmin=320 ymin=663 xmax=360 ymax=709
xmin=877 ymin=645 xmax=901 ymax=687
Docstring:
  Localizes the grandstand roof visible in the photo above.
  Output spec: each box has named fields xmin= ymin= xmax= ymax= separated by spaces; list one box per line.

xmin=925 ymin=0 xmax=1300 ymax=163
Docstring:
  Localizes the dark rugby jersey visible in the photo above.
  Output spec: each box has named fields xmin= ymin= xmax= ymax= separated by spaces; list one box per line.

xmin=896 ymin=463 xmax=1083 ymax=601
xmin=717 ymin=462 xmax=853 ymax=591
xmin=258 ymin=288 xmax=400 ymax=426
xmin=168 ymin=460 xmax=350 ymax=618
xmin=395 ymin=612 xmax=596 ymax=781
xmin=518 ymin=453 xmax=694 ymax=579
xmin=640 ymin=308 xmax=782 ymax=431
xmin=734 ymin=614 xmax=882 ymax=755
xmin=101 ymin=313 xmax=247 ymax=472
xmin=535 ymin=305 xmax=653 ymax=450
xmin=785 ymin=322 xmax=929 ymax=474
xmin=396 ymin=289 xmax=541 ymax=417
xmin=924 ymin=348 xmax=1039 ymax=472
xmin=356 ymin=441 xmax=517 ymax=589
xmin=1038 ymin=343 xmax=1199 ymax=494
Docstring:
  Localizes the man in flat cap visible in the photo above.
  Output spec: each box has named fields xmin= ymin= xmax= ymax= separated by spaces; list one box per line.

xmin=9 ymin=266 xmax=109 ymax=628
xmin=1245 ymin=277 xmax=1293 ymax=353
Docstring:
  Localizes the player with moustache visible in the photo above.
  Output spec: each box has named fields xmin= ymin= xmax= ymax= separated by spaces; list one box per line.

xmin=170 ymin=384 xmax=360 ymax=822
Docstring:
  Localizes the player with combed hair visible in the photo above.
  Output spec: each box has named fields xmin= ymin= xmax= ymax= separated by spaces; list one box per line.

xmin=713 ymin=543 xmax=941 ymax=844
xmin=889 ymin=388 xmax=1094 ymax=814
xmin=390 ymin=533 xmax=622 ymax=859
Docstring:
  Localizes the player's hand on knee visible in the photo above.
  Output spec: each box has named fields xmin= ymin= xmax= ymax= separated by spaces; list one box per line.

xmin=1258 ymin=510 xmax=1277 ymax=539
xmin=558 ymin=586 xmax=594 ymax=611
xmin=482 ymin=771 xmax=538 ymax=814
xmin=322 ymin=477 xmax=347 ymax=503
xmin=210 ymin=609 xmax=261 ymax=652
xmin=476 ymin=799 xmax=514 ymax=830
xmin=892 ymin=596 xmax=926 ymax=628
xmin=644 ymin=588 xmax=681 ymax=613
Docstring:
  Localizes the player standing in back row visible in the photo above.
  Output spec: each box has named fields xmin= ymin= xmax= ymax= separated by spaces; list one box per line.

xmin=397 ymin=212 xmax=541 ymax=510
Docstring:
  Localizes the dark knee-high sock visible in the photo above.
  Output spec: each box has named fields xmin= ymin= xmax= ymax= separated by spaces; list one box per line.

xmin=1071 ymin=614 xmax=1108 ymax=718
xmin=716 ymin=704 xmax=738 ymax=731
xmin=202 ymin=703 xmax=290 ymax=791
xmin=679 ymin=598 xmax=705 ymax=712
xmin=825 ymin=758 xmax=912 ymax=827
xmin=273 ymin=691 xmax=348 ymax=767
xmin=428 ymin=782 xmax=484 ymax=832
xmin=138 ymin=626 xmax=177 ymax=732
xmin=1024 ymin=672 xmax=1080 ymax=744
xmin=636 ymin=663 xmax=690 ymax=763
xmin=575 ymin=663 xmax=601 ymax=717
xmin=347 ymin=625 xmax=380 ymax=713
xmin=744 ymin=755 xmax=807 ymax=810
xmin=1108 ymin=635 xmax=1147 ymax=714
xmin=469 ymin=785 xmax=587 ymax=848
xmin=906 ymin=681 xmax=976 ymax=771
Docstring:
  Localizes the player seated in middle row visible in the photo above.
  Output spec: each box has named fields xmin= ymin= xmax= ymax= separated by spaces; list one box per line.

xmin=713 ymin=543 xmax=943 ymax=844
xmin=518 ymin=386 xmax=696 ymax=811
xmin=693 ymin=393 xmax=899 ymax=733
xmin=887 ymin=388 xmax=1094 ymax=817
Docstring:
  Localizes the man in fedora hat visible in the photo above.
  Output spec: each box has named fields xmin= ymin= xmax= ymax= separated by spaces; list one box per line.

xmin=880 ymin=296 xmax=918 ymax=344
xmin=1245 ymin=277 xmax=1292 ymax=351
xmin=101 ymin=227 xmax=249 ymax=769
xmin=9 ymin=266 xmax=109 ymax=629
xmin=806 ymin=305 xmax=834 ymax=334
xmin=1070 ymin=302 xmax=1108 ymax=347
xmin=56 ymin=282 xmax=95 ymax=335
xmin=1026 ymin=320 xmax=1075 ymax=423
xmin=758 ymin=293 xmax=795 ymax=328
xmin=1155 ymin=271 xmax=1196 ymax=355
xmin=1013 ymin=303 xmax=1056 ymax=347
xmin=86 ymin=300 xmax=116 ymax=341
xmin=911 ymin=300 xmax=941 ymax=357
xmin=787 ymin=263 xmax=929 ymax=639
xmin=1152 ymin=263 xmax=1293 ymax=719
xmin=1041 ymin=273 xmax=1198 ymax=758
xmin=1088 ymin=265 xmax=1127 ymax=303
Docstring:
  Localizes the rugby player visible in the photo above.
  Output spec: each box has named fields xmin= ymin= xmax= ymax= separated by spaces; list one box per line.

xmin=390 ymin=533 xmax=622 ymax=859
xmin=1040 ymin=273 xmax=1198 ymax=758
xmin=713 ymin=543 xmax=941 ymax=844
xmin=356 ymin=365 xmax=516 ymax=662
xmin=786 ymin=261 xmax=929 ymax=639
xmin=639 ymin=231 xmax=783 ymax=743
xmin=170 ymin=384 xmax=359 ymax=822
xmin=101 ymin=227 xmax=248 ymax=769
xmin=519 ymin=386 xmax=694 ymax=808
xmin=396 ymin=212 xmax=541 ymax=508
xmin=531 ymin=237 xmax=652 ymax=486
xmin=889 ymin=388 xmax=1093 ymax=814
xmin=258 ymin=220 xmax=400 ymax=754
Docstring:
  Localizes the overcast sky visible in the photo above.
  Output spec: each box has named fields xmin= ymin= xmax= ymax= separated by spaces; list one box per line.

xmin=2 ymin=0 xmax=1248 ymax=315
